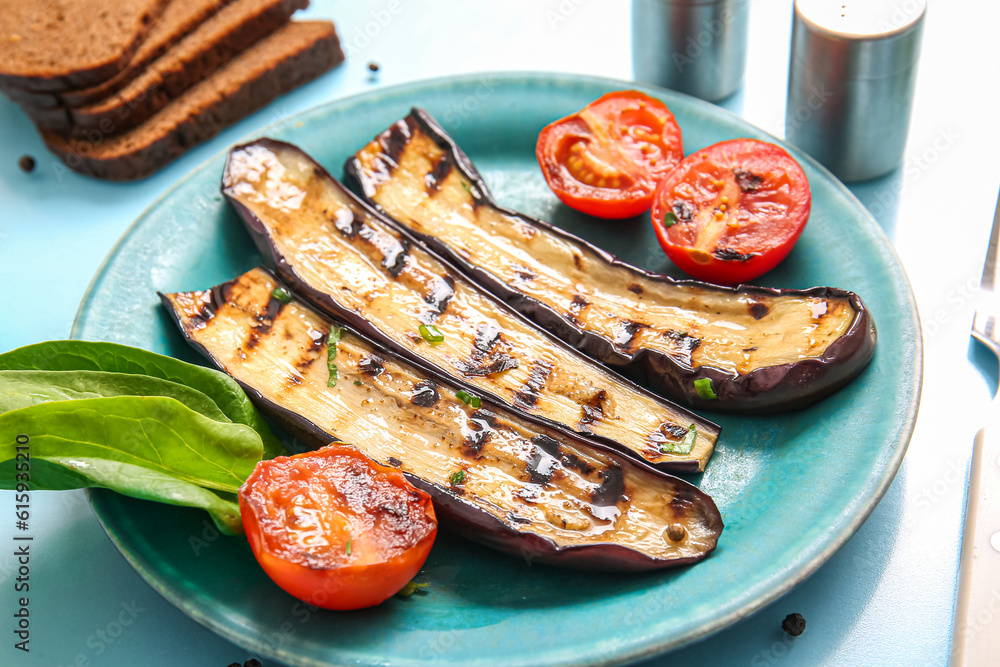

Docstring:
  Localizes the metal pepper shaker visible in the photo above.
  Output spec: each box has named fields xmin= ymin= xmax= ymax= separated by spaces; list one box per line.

xmin=785 ymin=0 xmax=926 ymax=182
xmin=632 ymin=0 xmax=750 ymax=102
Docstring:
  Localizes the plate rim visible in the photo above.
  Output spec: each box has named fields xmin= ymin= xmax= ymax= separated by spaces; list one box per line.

xmin=72 ymin=70 xmax=923 ymax=666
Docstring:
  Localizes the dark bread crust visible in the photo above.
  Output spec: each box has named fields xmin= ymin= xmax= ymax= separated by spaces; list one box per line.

xmin=70 ymin=0 xmax=309 ymax=137
xmin=41 ymin=21 xmax=343 ymax=181
xmin=0 ymin=0 xmax=171 ymax=91
xmin=22 ymin=0 xmax=309 ymax=136
xmin=2 ymin=0 xmax=235 ymax=108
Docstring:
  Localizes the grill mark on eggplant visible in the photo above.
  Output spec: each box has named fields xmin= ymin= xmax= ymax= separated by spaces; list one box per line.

xmin=647 ymin=422 xmax=691 ymax=455
xmin=463 ymin=416 xmax=494 ymax=455
xmin=424 ymin=274 xmax=455 ymax=314
xmin=386 ymin=456 xmax=403 ymax=467
xmin=409 ymin=379 xmax=439 ymax=407
xmin=357 ymin=224 xmax=410 ymax=277
xmin=627 ymin=283 xmax=643 ymax=295
xmin=512 ymin=264 xmax=536 ymax=284
xmin=568 ymin=294 xmax=589 ymax=323
xmin=462 ymin=410 xmax=498 ymax=456
xmin=591 ymin=465 xmax=625 ymax=506
xmin=747 ymin=300 xmax=770 ymax=320
xmin=455 ymin=322 xmax=518 ymax=377
xmin=189 ymin=281 xmax=233 ymax=329
xmin=326 ymin=206 xmax=362 ymax=238
xmin=506 ymin=511 xmax=532 ymax=525
xmin=245 ymin=294 xmax=285 ymax=350
xmin=358 ymin=354 xmax=386 ymax=376
xmin=669 ymin=488 xmax=697 ymax=517
xmin=561 ymin=452 xmax=595 ymax=475
xmin=526 ymin=437 xmax=562 ymax=485
xmin=513 ymin=359 xmax=553 ymax=409
xmin=578 ymin=390 xmax=608 ymax=432
xmin=379 ymin=120 xmax=411 ymax=165
xmin=470 ymin=408 xmax=499 ymax=428
xmin=613 ymin=320 xmax=647 ymax=350
xmin=659 ymin=422 xmax=689 ymax=439
xmin=425 ymin=153 xmax=453 ymax=193
xmin=307 ymin=328 xmax=327 ymax=350
xmin=663 ymin=330 xmax=701 ymax=365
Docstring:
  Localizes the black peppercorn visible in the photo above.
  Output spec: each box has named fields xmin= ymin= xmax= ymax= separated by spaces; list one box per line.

xmin=18 ymin=155 xmax=35 ymax=172
xmin=782 ymin=612 xmax=806 ymax=637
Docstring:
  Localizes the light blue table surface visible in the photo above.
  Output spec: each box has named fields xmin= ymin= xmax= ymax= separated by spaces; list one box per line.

xmin=1 ymin=1 xmax=998 ymax=665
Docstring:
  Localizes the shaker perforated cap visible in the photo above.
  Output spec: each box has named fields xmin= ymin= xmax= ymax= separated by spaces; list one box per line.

xmin=793 ymin=0 xmax=926 ymax=78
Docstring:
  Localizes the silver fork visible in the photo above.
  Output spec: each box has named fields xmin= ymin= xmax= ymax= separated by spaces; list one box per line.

xmin=950 ymin=191 xmax=1000 ymax=666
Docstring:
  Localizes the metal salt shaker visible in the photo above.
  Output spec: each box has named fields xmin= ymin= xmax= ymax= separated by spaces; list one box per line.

xmin=786 ymin=0 xmax=926 ymax=182
xmin=632 ymin=0 xmax=750 ymax=102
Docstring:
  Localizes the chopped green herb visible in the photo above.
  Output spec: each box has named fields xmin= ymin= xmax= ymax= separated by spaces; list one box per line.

xmin=396 ymin=581 xmax=430 ymax=597
xmin=449 ymin=469 xmax=465 ymax=486
xmin=455 ymin=390 xmax=481 ymax=409
xmin=460 ymin=181 xmax=473 ymax=196
xmin=353 ymin=380 xmax=363 ymax=386
xmin=418 ymin=324 xmax=444 ymax=345
xmin=661 ymin=424 xmax=697 ymax=456
xmin=694 ymin=377 xmax=716 ymax=399
xmin=345 ymin=539 xmax=352 ymax=556
xmin=662 ymin=211 xmax=679 ymax=228
xmin=270 ymin=286 xmax=292 ymax=303
xmin=327 ymin=326 xmax=344 ymax=387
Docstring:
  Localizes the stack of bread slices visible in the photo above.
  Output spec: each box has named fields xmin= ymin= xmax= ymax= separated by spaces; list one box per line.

xmin=0 ymin=0 xmax=344 ymax=180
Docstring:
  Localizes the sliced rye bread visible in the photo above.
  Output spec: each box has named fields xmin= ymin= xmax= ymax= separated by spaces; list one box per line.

xmin=27 ymin=0 xmax=310 ymax=136
xmin=2 ymin=0 xmax=235 ymax=108
xmin=41 ymin=20 xmax=343 ymax=181
xmin=0 ymin=0 xmax=171 ymax=91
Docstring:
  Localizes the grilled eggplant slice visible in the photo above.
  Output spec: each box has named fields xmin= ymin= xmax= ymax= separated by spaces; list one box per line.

xmin=160 ymin=268 xmax=723 ymax=571
xmin=346 ymin=109 xmax=878 ymax=413
xmin=222 ymin=139 xmax=719 ymax=473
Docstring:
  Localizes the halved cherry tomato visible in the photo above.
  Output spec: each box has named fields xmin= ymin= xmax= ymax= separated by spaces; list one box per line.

xmin=239 ymin=444 xmax=437 ymax=610
xmin=536 ymin=90 xmax=684 ymax=219
xmin=650 ymin=138 xmax=811 ymax=285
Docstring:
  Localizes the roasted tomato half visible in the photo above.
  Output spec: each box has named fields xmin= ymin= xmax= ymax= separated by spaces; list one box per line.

xmin=536 ymin=90 xmax=684 ymax=219
xmin=239 ymin=444 xmax=437 ymax=610
xmin=651 ymin=138 xmax=811 ymax=285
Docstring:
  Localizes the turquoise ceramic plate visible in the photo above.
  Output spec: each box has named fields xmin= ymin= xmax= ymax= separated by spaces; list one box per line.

xmin=72 ymin=73 xmax=920 ymax=667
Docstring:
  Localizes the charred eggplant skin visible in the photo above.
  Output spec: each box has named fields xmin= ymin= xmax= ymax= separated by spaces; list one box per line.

xmin=158 ymin=269 xmax=724 ymax=571
xmin=221 ymin=138 xmax=720 ymax=474
xmin=344 ymin=109 xmax=878 ymax=413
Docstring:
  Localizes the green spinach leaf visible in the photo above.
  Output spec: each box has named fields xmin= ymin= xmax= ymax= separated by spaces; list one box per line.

xmin=0 ymin=341 xmax=283 ymax=459
xmin=0 ymin=396 xmax=261 ymax=493
xmin=0 ymin=457 xmax=242 ymax=533
xmin=0 ymin=369 xmax=230 ymax=422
